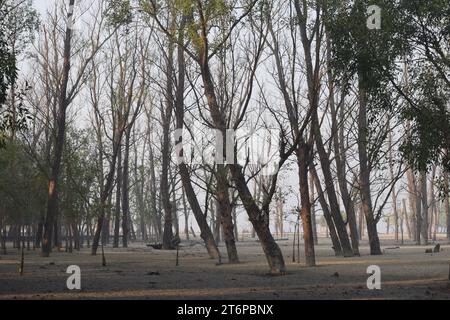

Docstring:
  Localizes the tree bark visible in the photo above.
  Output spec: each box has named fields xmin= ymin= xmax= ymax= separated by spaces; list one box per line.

xmin=407 ymin=168 xmax=418 ymax=241
xmin=314 ymin=110 xmax=354 ymax=257
xmin=388 ymin=126 xmax=399 ymax=242
xmin=42 ymin=0 xmax=75 ymax=257
xmin=121 ymin=128 xmax=131 ymax=248
xmin=213 ymin=200 xmax=220 ymax=243
xmin=358 ymin=82 xmax=382 ymax=255
xmin=358 ymin=204 xmax=364 ymax=240
xmin=217 ymin=164 xmax=239 ymax=263
xmin=309 ymin=174 xmax=318 ymax=245
xmin=233 ymin=207 xmax=239 ymax=241
xmin=420 ymin=171 xmax=428 ymax=245
xmin=113 ymin=145 xmax=122 ymax=248
xmin=35 ymin=217 xmax=43 ymax=248
xmin=179 ymin=165 xmax=221 ymax=259
xmin=310 ymin=165 xmax=343 ymax=256
xmin=445 ymin=169 xmax=450 ymax=241
xmin=230 ymin=165 xmax=286 ymax=273
xmin=161 ymin=35 xmax=175 ymax=250
xmin=182 ymin=189 xmax=189 ymax=241
xmin=172 ymin=178 xmax=179 ymax=238
xmin=297 ymin=145 xmax=316 ymax=267
xmin=429 ymin=166 xmax=437 ymax=241
xmin=402 ymin=198 xmax=412 ymax=239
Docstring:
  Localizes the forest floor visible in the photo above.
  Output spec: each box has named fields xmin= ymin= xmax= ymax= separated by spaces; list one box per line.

xmin=0 ymin=236 xmax=449 ymax=300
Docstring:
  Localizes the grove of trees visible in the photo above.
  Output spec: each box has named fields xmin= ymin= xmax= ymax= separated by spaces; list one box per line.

xmin=0 ymin=0 xmax=448 ymax=275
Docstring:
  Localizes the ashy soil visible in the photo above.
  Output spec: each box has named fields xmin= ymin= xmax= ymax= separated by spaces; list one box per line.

xmin=0 ymin=237 xmax=449 ymax=300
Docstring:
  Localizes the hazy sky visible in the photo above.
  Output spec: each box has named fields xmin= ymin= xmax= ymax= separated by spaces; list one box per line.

xmin=26 ymin=0 xmax=394 ymax=234
xmin=33 ymin=0 xmax=53 ymax=15
xmin=25 ymin=0 xmax=302 ymax=234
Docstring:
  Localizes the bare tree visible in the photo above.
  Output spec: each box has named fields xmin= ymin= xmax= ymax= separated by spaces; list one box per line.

xmin=145 ymin=0 xmax=290 ymax=273
xmin=41 ymin=0 xmax=117 ymax=256
xmin=91 ymin=21 xmax=145 ymax=255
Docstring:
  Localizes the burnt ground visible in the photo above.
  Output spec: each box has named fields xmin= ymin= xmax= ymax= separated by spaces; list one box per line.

xmin=0 ymin=237 xmax=449 ymax=300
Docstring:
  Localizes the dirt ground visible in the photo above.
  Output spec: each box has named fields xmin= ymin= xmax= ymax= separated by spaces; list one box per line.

xmin=1 ymin=237 xmax=449 ymax=300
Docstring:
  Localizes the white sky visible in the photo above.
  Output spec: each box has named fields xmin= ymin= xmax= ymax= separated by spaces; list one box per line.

xmin=33 ymin=0 xmax=54 ymax=13
xmin=24 ymin=0 xmax=401 ymax=236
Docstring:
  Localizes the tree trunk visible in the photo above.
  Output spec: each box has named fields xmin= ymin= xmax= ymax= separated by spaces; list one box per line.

xmin=358 ymin=82 xmax=381 ymax=255
xmin=310 ymin=165 xmax=343 ymax=256
xmin=217 ymin=164 xmax=239 ymax=263
xmin=2 ymin=226 xmax=7 ymax=254
xmin=179 ymin=165 xmax=221 ymax=259
xmin=429 ymin=167 xmax=437 ymax=241
xmin=72 ymin=222 xmax=80 ymax=251
xmin=400 ymin=205 xmax=405 ymax=244
xmin=416 ymin=175 xmax=422 ymax=245
xmin=358 ymin=205 xmax=364 ymax=240
xmin=388 ymin=125 xmax=399 ymax=242
xmin=26 ymin=226 xmax=31 ymax=251
xmin=161 ymin=37 xmax=175 ymax=250
xmin=148 ymin=143 xmax=161 ymax=242
xmin=113 ymin=146 xmax=122 ymax=248
xmin=386 ymin=217 xmax=390 ymax=235
xmin=213 ymin=200 xmax=220 ymax=243
xmin=35 ymin=217 xmax=43 ymax=248
xmin=182 ymin=189 xmax=189 ymax=241
xmin=134 ymin=139 xmax=147 ymax=242
xmin=420 ymin=171 xmax=428 ymax=245
xmin=230 ymin=165 xmax=286 ymax=273
xmin=121 ymin=128 xmax=131 ymax=248
xmin=445 ymin=169 xmax=449 ymax=241
xmin=312 ymin=114 xmax=353 ymax=257
xmin=403 ymin=199 xmax=412 ymax=239
xmin=297 ymin=145 xmax=316 ymax=267
xmin=432 ymin=200 xmax=438 ymax=242
xmin=406 ymin=168 xmax=418 ymax=241
xmin=54 ymin=220 xmax=61 ymax=249
xmin=103 ymin=193 xmax=112 ymax=245
xmin=233 ymin=207 xmax=239 ymax=241
xmin=42 ymin=0 xmax=75 ymax=257
xmin=172 ymin=181 xmax=179 ymax=238
xmin=309 ymin=173 xmax=318 ymax=245
xmin=130 ymin=221 xmax=136 ymax=241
